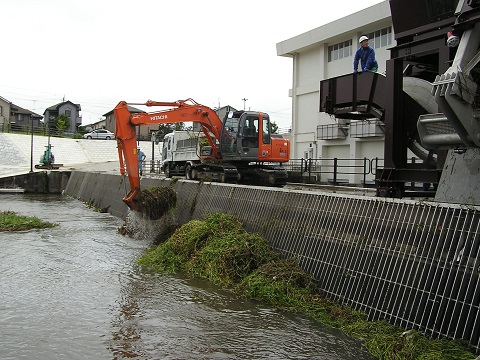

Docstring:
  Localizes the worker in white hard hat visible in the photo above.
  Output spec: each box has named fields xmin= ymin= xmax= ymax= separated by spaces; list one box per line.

xmin=353 ymin=36 xmax=378 ymax=73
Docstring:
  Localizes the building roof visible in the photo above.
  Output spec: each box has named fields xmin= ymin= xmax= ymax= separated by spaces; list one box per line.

xmin=102 ymin=105 xmax=146 ymax=117
xmin=276 ymin=0 xmax=391 ymax=56
xmin=44 ymin=100 xmax=81 ymax=114
xmin=11 ymin=103 xmax=43 ymax=119
xmin=0 ymin=95 xmax=12 ymax=104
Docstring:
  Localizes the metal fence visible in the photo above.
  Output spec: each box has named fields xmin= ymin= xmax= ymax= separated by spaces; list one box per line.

xmin=0 ymin=123 xmax=79 ymax=138
xmin=141 ymin=157 xmax=380 ymax=185
xmin=282 ymin=157 xmax=383 ymax=186
xmin=276 ymin=196 xmax=480 ymax=352
xmin=184 ymin=183 xmax=480 ymax=352
xmin=140 ymin=156 xmax=437 ymax=191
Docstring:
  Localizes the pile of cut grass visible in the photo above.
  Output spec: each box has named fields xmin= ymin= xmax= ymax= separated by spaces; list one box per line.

xmin=138 ymin=213 xmax=276 ymax=286
xmin=0 ymin=211 xmax=57 ymax=231
xmin=137 ymin=213 xmax=476 ymax=360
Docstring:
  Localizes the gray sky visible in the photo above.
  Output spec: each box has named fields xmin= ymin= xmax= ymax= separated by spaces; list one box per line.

xmin=1 ymin=0 xmax=384 ymax=129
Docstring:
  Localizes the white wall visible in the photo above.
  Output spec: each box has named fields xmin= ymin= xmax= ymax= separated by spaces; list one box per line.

xmin=278 ymin=1 xmax=393 ymax=165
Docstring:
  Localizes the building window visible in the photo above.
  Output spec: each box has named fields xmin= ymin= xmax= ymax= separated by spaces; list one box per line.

xmin=328 ymin=40 xmax=353 ymax=62
xmin=65 ymin=110 xmax=71 ymax=118
xmin=366 ymin=27 xmax=392 ymax=49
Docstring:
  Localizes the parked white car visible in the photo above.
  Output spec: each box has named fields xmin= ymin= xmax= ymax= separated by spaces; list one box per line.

xmin=83 ymin=129 xmax=115 ymax=140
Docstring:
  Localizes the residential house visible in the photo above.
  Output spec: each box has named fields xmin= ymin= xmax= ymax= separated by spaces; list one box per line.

xmin=0 ymin=96 xmax=43 ymax=132
xmin=0 ymin=96 xmax=12 ymax=131
xmin=103 ymin=105 xmax=147 ymax=139
xmin=85 ymin=118 xmax=107 ymax=132
xmin=43 ymin=100 xmax=82 ymax=133
xmin=10 ymin=104 xmax=43 ymax=130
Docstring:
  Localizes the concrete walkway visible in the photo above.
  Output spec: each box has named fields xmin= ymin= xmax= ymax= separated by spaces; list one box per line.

xmin=0 ymin=133 xmax=156 ymax=177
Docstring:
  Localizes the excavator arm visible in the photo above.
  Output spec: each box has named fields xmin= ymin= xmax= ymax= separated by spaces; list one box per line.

xmin=114 ymin=99 xmax=224 ymax=211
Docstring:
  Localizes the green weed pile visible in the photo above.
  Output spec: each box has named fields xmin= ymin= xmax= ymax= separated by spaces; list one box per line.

xmin=0 ymin=211 xmax=57 ymax=231
xmin=137 ymin=213 xmax=276 ymax=285
xmin=137 ymin=212 xmax=476 ymax=360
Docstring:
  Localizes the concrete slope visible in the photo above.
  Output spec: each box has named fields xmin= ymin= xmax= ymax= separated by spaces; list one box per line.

xmin=0 ymin=133 xmax=153 ymax=177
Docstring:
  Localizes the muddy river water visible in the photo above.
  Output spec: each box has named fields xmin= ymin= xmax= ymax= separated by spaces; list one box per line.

xmin=0 ymin=194 xmax=374 ymax=359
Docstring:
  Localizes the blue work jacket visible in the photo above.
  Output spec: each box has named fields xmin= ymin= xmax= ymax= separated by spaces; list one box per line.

xmin=353 ymin=46 xmax=378 ymax=72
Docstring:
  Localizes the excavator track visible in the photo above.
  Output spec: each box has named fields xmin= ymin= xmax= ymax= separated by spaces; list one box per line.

xmin=190 ymin=163 xmax=239 ymax=183
xmin=188 ymin=163 xmax=287 ymax=186
xmin=236 ymin=164 xmax=288 ymax=186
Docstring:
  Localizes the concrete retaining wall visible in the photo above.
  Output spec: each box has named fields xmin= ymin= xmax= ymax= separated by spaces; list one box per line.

xmin=64 ymin=171 xmax=480 ymax=352
xmin=0 ymin=171 xmax=71 ymax=193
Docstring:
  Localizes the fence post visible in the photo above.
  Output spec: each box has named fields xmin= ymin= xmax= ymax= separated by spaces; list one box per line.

xmin=333 ymin=158 xmax=338 ymax=185
xmin=411 ymin=157 xmax=415 ymax=190
xmin=307 ymin=158 xmax=312 ymax=182
xmin=363 ymin=157 xmax=367 ymax=187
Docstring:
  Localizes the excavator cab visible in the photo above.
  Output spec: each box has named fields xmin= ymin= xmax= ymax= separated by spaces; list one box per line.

xmin=220 ymin=110 xmax=271 ymax=161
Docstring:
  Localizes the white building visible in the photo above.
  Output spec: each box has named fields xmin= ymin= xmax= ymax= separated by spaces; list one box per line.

xmin=277 ymin=1 xmax=394 ymax=181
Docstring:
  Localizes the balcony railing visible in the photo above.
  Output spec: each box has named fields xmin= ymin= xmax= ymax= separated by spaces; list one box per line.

xmin=317 ymin=124 xmax=348 ymax=140
xmin=349 ymin=120 xmax=385 ymax=138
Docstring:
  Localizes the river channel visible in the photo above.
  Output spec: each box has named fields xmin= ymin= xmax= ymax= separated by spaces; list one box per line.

xmin=0 ymin=193 xmax=374 ymax=359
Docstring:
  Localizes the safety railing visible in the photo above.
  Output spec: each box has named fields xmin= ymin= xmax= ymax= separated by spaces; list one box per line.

xmin=142 ymin=156 xmax=434 ymax=190
xmin=284 ymin=157 xmax=383 ymax=187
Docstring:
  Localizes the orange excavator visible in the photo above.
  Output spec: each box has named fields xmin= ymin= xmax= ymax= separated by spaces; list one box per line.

xmin=114 ymin=98 xmax=290 ymax=210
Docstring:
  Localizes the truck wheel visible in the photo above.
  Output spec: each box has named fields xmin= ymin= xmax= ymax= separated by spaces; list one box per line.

xmin=185 ymin=164 xmax=192 ymax=179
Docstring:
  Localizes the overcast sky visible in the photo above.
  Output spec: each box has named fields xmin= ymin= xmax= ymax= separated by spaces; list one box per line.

xmin=1 ymin=0 xmax=384 ymax=129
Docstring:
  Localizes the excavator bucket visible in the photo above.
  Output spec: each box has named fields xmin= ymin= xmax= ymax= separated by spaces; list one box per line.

xmin=128 ymin=186 xmax=177 ymax=220
xmin=122 ymin=188 xmax=142 ymax=211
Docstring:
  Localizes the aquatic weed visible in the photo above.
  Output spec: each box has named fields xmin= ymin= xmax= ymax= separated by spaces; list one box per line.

xmin=0 ymin=211 xmax=57 ymax=231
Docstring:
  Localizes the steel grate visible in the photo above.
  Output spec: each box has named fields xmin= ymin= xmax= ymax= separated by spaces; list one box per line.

xmin=185 ymin=185 xmax=480 ymax=352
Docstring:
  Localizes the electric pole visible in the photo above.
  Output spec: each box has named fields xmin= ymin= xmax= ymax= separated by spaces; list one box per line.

xmin=242 ymin=98 xmax=248 ymax=110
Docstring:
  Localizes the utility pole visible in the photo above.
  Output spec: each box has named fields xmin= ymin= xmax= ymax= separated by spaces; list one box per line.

xmin=242 ymin=98 xmax=248 ymax=110
xmin=30 ymin=116 xmax=34 ymax=172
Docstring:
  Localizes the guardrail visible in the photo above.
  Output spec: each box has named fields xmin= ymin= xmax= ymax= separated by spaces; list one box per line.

xmin=141 ymin=157 xmax=384 ymax=187
xmin=284 ymin=157 xmax=384 ymax=187
xmin=1 ymin=123 xmax=80 ymax=138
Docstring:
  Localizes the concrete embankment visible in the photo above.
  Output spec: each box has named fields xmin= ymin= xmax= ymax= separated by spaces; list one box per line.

xmin=0 ymin=133 xmax=152 ymax=178
xmin=63 ymin=170 xmax=480 ymax=352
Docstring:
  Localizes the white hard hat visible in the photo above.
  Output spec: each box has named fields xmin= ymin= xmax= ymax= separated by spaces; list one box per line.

xmin=359 ymin=36 xmax=369 ymax=43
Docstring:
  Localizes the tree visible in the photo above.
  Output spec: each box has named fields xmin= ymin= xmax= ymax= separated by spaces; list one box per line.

xmin=156 ymin=122 xmax=187 ymax=136
xmin=270 ymin=121 xmax=279 ymax=134
xmin=55 ymin=114 xmax=70 ymax=133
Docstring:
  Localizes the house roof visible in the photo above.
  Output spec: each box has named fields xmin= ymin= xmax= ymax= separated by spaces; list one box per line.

xmin=216 ymin=105 xmax=238 ymax=112
xmin=103 ymin=105 xmax=146 ymax=117
xmin=11 ymin=103 xmax=43 ymax=119
xmin=0 ymin=95 xmax=12 ymax=104
xmin=44 ymin=100 xmax=81 ymax=114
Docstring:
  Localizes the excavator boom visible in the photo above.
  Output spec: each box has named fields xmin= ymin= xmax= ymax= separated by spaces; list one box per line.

xmin=114 ymin=99 xmax=224 ymax=210
xmin=114 ymin=99 xmax=290 ymax=211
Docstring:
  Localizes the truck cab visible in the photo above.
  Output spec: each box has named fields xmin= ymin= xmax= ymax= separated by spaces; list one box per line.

xmin=161 ymin=131 xmax=204 ymax=178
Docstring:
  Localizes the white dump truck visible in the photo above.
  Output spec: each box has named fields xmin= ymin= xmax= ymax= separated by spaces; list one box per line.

xmin=160 ymin=130 xmax=205 ymax=178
